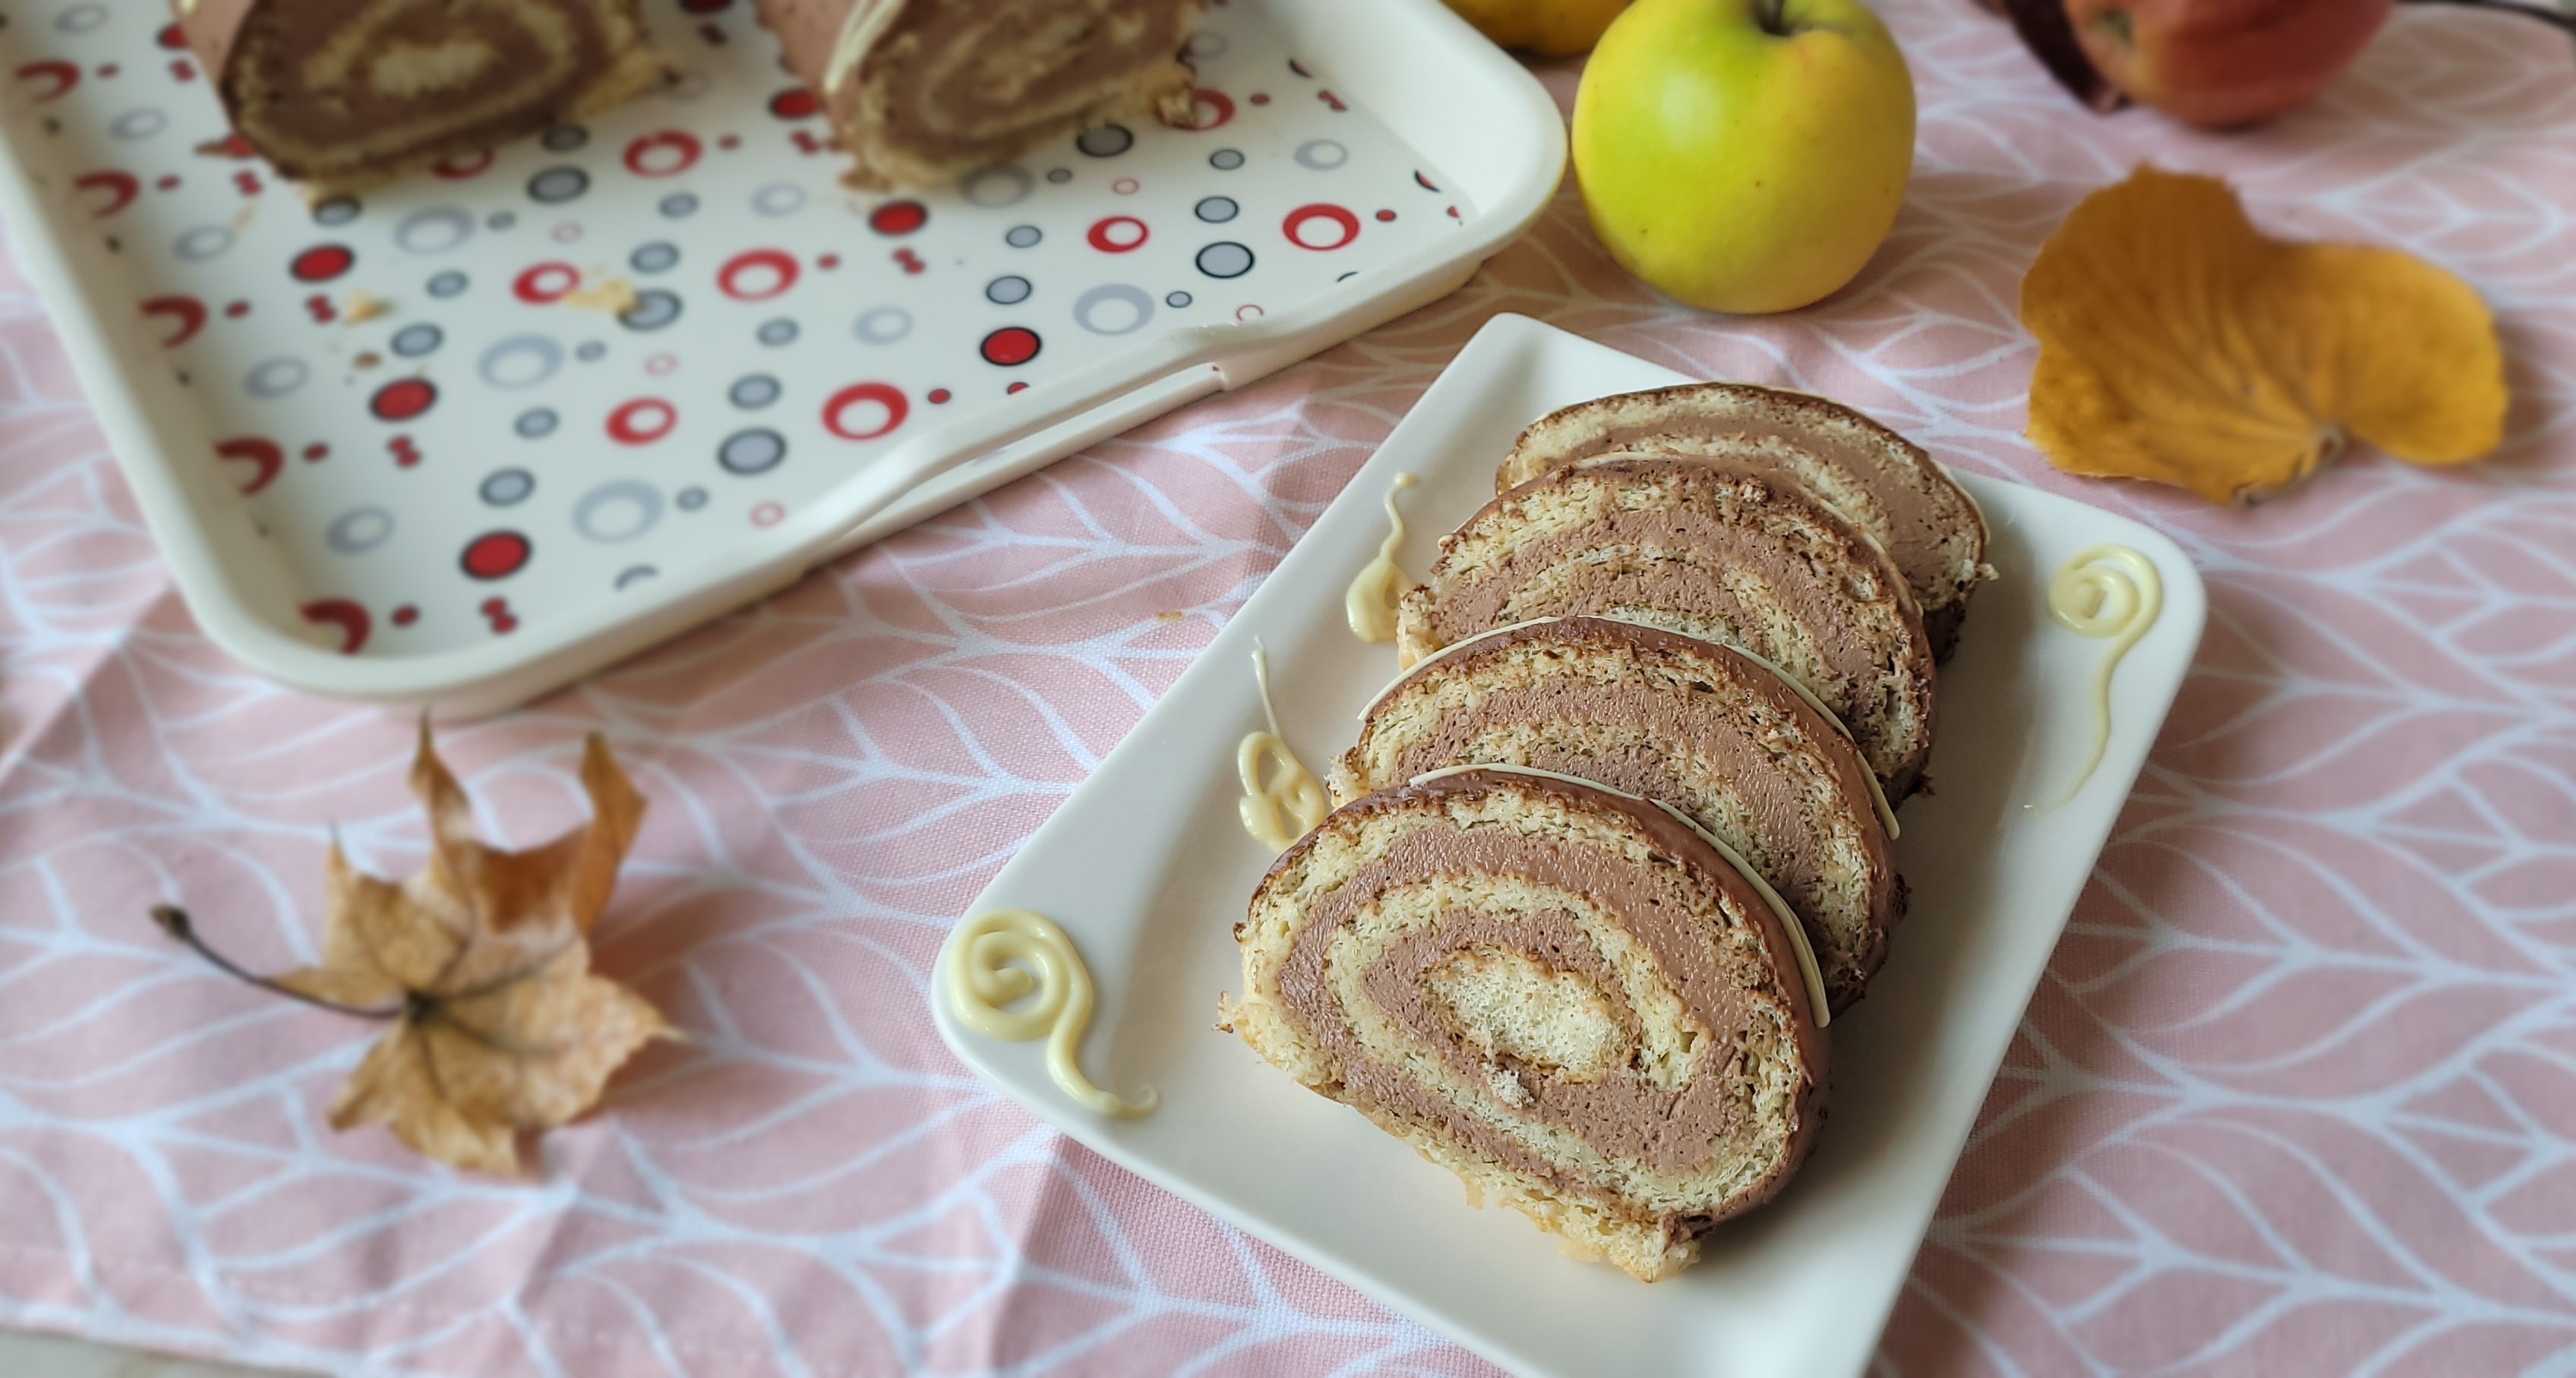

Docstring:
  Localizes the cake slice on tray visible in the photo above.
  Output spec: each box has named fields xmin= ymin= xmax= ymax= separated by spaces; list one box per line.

xmin=1496 ymin=384 xmax=1994 ymax=658
xmin=1337 ymin=616 xmax=1904 ymax=1013
xmin=176 ymin=0 xmax=667 ymax=194
xmin=1396 ymin=458 xmax=1940 ymax=801
xmin=1223 ymin=768 xmax=1828 ymax=1283
xmin=756 ymin=0 xmax=1208 ymax=188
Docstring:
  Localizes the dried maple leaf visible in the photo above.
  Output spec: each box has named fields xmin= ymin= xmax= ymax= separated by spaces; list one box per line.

xmin=156 ymin=724 xmax=672 ymax=1176
xmin=2019 ymin=166 xmax=2507 ymax=503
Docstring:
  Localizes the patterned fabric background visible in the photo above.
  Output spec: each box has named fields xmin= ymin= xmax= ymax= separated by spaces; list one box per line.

xmin=2 ymin=2 xmax=2571 ymax=1373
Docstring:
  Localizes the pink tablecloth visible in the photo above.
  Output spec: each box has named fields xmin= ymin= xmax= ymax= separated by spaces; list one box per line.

xmin=4 ymin=4 xmax=2572 ymax=1373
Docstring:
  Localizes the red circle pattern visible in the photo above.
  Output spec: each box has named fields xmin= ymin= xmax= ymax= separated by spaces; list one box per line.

xmin=369 ymin=379 xmax=436 ymax=422
xmin=823 ymin=383 xmax=909 ymax=441
xmin=623 ymin=131 xmax=702 ymax=178
xmin=980 ymin=328 xmax=1041 ymax=367
xmin=718 ymin=249 xmax=800 ymax=302
xmin=1087 ymin=216 xmax=1149 ymax=254
xmin=459 ymin=531 xmax=531 ymax=581
xmin=1283 ymin=203 xmax=1362 ymax=251
xmin=608 ymin=399 xmax=679 ymax=445
xmin=289 ymin=244 xmax=353 ymax=282
xmin=513 ymin=262 xmax=580 ymax=304
xmin=868 ymin=200 xmax=928 ymax=236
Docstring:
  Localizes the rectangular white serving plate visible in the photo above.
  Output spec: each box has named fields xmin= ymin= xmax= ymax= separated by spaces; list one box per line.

xmin=0 ymin=0 xmax=1559 ymax=715
xmin=934 ymin=315 xmax=2208 ymax=1377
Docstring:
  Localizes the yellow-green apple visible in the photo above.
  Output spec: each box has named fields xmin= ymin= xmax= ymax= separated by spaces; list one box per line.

xmin=1573 ymin=0 xmax=1915 ymax=315
xmin=2065 ymin=0 xmax=2394 ymax=128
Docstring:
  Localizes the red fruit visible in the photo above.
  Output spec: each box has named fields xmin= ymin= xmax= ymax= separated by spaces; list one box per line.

xmin=2063 ymin=0 xmax=2394 ymax=128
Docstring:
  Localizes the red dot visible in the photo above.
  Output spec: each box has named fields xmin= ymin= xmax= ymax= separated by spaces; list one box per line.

xmin=391 ymin=605 xmax=418 ymax=626
xmin=817 ymin=253 xmax=841 ymax=270
xmin=491 ymin=615 xmax=519 ymax=634
xmin=481 ymin=598 xmax=507 ymax=614
xmin=157 ymin=23 xmax=188 ymax=49
xmin=1250 ymin=93 xmax=1271 ymax=106
xmin=770 ymin=88 xmax=818 ymax=119
xmin=1008 ymin=382 xmax=1030 ymax=394
xmin=290 ymin=244 xmax=354 ymax=282
xmin=718 ymin=134 xmax=741 ymax=150
xmin=432 ymin=148 xmax=494 ymax=179
xmin=928 ymin=388 xmax=952 ymax=405
xmin=301 ymin=443 xmax=327 ymax=461
xmin=97 ymin=64 xmax=119 ymax=78
xmin=370 ymin=378 xmax=436 ymax=421
xmin=980 ymin=327 xmax=1041 ymax=367
xmin=869 ymin=200 xmax=928 ymax=236
xmin=1376 ymin=209 xmax=1397 ymax=222
xmin=223 ymin=301 xmax=249 ymax=317
xmin=461 ymin=531 xmax=531 ymax=581
xmin=154 ymin=175 xmax=178 ymax=191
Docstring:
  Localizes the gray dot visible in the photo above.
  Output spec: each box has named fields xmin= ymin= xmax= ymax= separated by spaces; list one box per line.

xmin=1074 ymin=284 xmax=1154 ymax=336
xmin=964 ymin=166 xmax=1034 ymax=208
xmin=1076 ymin=125 xmax=1134 ymax=158
xmin=676 ymin=486 xmax=709 ymax=511
xmin=480 ymin=469 xmax=535 ymax=506
xmin=574 ymin=480 xmax=663 ymax=544
xmin=312 ymin=197 xmax=361 ymax=226
xmin=729 ymin=374 xmax=781 ymax=409
xmin=528 ymin=167 xmax=589 ymax=203
xmin=174 ymin=225 xmax=233 ymax=262
xmin=395 ymin=207 xmax=475 ymax=255
xmin=576 ymin=341 xmax=607 ymax=362
xmin=985 ymin=276 xmax=1031 ymax=306
xmin=390 ymin=323 xmax=443 ymax=358
xmin=427 ymin=270 xmax=469 ymax=298
xmin=325 ymin=506 xmax=394 ymax=553
xmin=478 ymin=335 xmax=564 ymax=389
xmin=752 ymin=182 xmax=807 ymax=217
xmin=515 ymin=408 xmax=558 ymax=438
xmin=620 ymin=289 xmax=682 ymax=331
xmin=541 ymin=125 xmax=589 ymax=152
xmin=487 ymin=210 xmax=516 ymax=231
xmin=661 ymin=193 xmax=700 ymax=218
xmin=757 ymin=318 xmax=797 ymax=345
xmin=1196 ymin=241 xmax=1255 ymax=279
xmin=1005 ymin=225 xmax=1042 ymax=249
xmin=109 ymin=109 xmax=167 ymax=142
xmin=55 ymin=4 xmax=109 ymax=33
xmin=245 ymin=357 xmax=308 ymax=399
xmin=854 ymin=307 xmax=911 ymax=345
xmin=1295 ymin=139 xmax=1350 ymax=171
xmin=630 ymin=241 xmax=680 ymax=274
xmin=719 ymin=429 xmax=787 ymax=475
xmin=1046 ymin=168 xmax=1072 ymax=184
xmin=1210 ymin=149 xmax=1245 ymax=171
xmin=616 ymin=565 xmax=658 ymax=589
xmin=1195 ymin=196 xmax=1239 ymax=224
xmin=1165 ymin=291 xmax=1192 ymax=308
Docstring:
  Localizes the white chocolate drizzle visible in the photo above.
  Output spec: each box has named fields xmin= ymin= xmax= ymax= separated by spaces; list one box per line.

xmin=1238 ymin=644 xmax=1327 ymax=853
xmin=2040 ymin=544 xmax=2162 ymax=809
xmin=945 ymin=909 xmax=1155 ymax=1118
xmin=1343 ymin=472 xmax=1417 ymax=644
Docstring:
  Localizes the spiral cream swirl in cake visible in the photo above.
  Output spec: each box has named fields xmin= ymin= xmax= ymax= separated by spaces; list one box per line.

xmin=756 ymin=0 xmax=1206 ymax=189
xmin=1397 ymin=458 xmax=1940 ymax=800
xmin=1224 ymin=769 xmax=1828 ymax=1282
xmin=1337 ymin=617 xmax=1905 ymax=1012
xmin=176 ymin=0 xmax=665 ymax=193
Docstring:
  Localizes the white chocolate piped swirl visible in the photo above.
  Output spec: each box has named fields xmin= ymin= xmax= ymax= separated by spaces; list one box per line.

xmin=2040 ymin=544 xmax=2163 ymax=809
xmin=945 ymin=909 xmax=1155 ymax=1118
xmin=1238 ymin=644 xmax=1327 ymax=852
xmin=1344 ymin=472 xmax=1417 ymax=644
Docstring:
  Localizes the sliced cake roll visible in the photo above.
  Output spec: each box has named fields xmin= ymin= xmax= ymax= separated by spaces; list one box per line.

xmin=178 ymin=0 xmax=666 ymax=194
xmin=1397 ymin=459 xmax=1939 ymax=801
xmin=1496 ymin=384 xmax=1994 ymax=658
xmin=758 ymin=0 xmax=1207 ymax=189
xmin=1225 ymin=768 xmax=1828 ymax=1282
xmin=1338 ymin=617 xmax=1903 ymax=1011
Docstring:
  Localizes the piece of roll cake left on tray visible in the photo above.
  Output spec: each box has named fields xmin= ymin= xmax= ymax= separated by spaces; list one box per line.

xmin=175 ymin=0 xmax=668 ymax=194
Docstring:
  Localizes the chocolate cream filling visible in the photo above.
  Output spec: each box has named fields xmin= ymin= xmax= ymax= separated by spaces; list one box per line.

xmin=1277 ymin=821 xmax=1779 ymax=1208
xmin=200 ymin=0 xmax=611 ymax=172
xmin=830 ymin=0 xmax=1198 ymax=162
xmin=1425 ymin=510 xmax=1897 ymax=718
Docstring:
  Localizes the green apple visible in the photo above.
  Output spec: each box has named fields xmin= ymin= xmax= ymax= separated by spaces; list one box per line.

xmin=1574 ymin=0 xmax=1915 ymax=314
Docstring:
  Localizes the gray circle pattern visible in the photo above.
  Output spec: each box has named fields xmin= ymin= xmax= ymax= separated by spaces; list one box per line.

xmin=109 ymin=109 xmax=166 ymax=142
xmin=390 ymin=323 xmax=442 ymax=358
xmin=854 ymin=307 xmax=912 ymax=345
xmin=1076 ymin=125 xmax=1134 ymax=158
xmin=986 ymin=276 xmax=1031 ymax=306
xmin=528 ymin=167 xmax=589 ymax=203
xmin=661 ymin=192 xmax=700 ymax=219
xmin=1005 ymin=225 xmax=1042 ymax=248
xmin=758 ymin=318 xmax=798 ymax=345
xmin=478 ymin=335 xmax=564 ymax=389
xmin=964 ymin=166 xmax=1034 ymax=208
xmin=719 ymin=429 xmax=788 ymax=476
xmin=516 ymin=408 xmax=559 ymax=438
xmin=730 ymin=374 xmax=781 ymax=409
xmin=313 ymin=197 xmax=361 ymax=226
xmin=1196 ymin=241 xmax=1255 ymax=279
xmin=1195 ymin=196 xmax=1238 ymax=224
xmin=752 ymin=182 xmax=807 ymax=217
xmin=395 ymin=207 xmax=474 ymax=255
xmin=1166 ymin=291 xmax=1193 ymax=308
xmin=1295 ymin=139 xmax=1350 ymax=171
xmin=480 ymin=469 xmax=535 ymax=506
xmin=174 ymin=226 xmax=233 ymax=262
xmin=245 ymin=357 xmax=308 ymax=399
xmin=55 ymin=4 xmax=109 ymax=33
xmin=677 ymin=486 xmax=709 ymax=511
xmin=428 ymin=270 xmax=469 ymax=298
xmin=1210 ymin=149 xmax=1245 ymax=171
xmin=1074 ymin=285 xmax=1155 ymax=336
xmin=325 ymin=506 xmax=394 ymax=554
xmin=574 ymin=481 xmax=663 ymax=544
xmin=541 ymin=125 xmax=588 ymax=152
xmin=630 ymin=241 xmax=680 ymax=274
xmin=620 ymin=290 xmax=682 ymax=331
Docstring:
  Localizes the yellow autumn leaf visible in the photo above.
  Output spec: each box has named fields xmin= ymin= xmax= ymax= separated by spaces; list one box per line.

xmin=2019 ymin=166 xmax=2507 ymax=503
xmin=156 ymin=724 xmax=673 ymax=1177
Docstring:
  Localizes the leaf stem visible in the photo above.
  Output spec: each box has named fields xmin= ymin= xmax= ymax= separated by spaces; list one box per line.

xmin=149 ymin=906 xmax=402 ymax=1020
xmin=2398 ymin=0 xmax=2576 ymax=35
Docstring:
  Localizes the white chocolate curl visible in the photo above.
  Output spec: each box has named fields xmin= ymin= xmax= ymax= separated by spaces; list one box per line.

xmin=945 ymin=910 xmax=1155 ymax=1118
xmin=2041 ymin=544 xmax=2164 ymax=809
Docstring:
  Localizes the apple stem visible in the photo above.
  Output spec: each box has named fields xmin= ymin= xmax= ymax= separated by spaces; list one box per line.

xmin=1754 ymin=0 xmax=1791 ymax=37
xmin=2399 ymin=0 xmax=2576 ymax=35
xmin=149 ymin=905 xmax=402 ymax=1020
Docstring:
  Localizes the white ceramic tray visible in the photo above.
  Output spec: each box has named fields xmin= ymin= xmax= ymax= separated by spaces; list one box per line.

xmin=0 ymin=0 xmax=1560 ymax=714
xmin=933 ymin=315 xmax=2208 ymax=1377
